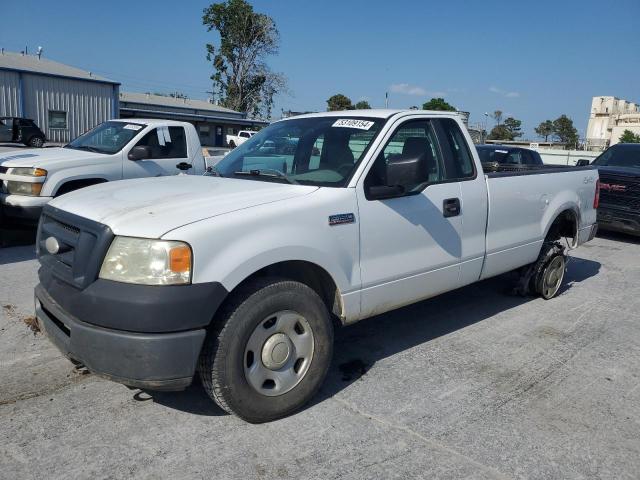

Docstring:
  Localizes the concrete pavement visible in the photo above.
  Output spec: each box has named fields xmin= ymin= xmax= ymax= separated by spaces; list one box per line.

xmin=0 ymin=233 xmax=639 ymax=479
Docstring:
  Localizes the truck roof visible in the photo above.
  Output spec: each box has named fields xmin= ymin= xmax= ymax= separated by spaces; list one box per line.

xmin=281 ymin=109 xmax=463 ymax=121
xmin=110 ymin=118 xmax=192 ymax=127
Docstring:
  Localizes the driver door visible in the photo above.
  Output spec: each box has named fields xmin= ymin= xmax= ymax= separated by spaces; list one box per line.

xmin=123 ymin=126 xmax=192 ymax=178
xmin=356 ymin=118 xmax=464 ymax=318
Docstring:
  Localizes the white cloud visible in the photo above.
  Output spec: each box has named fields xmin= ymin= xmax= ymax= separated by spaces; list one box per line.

xmin=390 ymin=83 xmax=427 ymax=96
xmin=489 ymin=86 xmax=520 ymax=98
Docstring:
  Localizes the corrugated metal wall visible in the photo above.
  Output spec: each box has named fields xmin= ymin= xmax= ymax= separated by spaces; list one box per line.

xmin=22 ymin=74 xmax=115 ymax=143
xmin=0 ymin=70 xmax=21 ymax=116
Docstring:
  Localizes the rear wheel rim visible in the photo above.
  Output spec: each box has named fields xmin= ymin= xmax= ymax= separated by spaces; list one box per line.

xmin=244 ymin=310 xmax=315 ymax=397
xmin=31 ymin=138 xmax=43 ymax=147
xmin=542 ymin=255 xmax=565 ymax=298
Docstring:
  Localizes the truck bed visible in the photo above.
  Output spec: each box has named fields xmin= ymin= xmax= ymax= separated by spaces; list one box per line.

xmin=480 ymin=165 xmax=598 ymax=279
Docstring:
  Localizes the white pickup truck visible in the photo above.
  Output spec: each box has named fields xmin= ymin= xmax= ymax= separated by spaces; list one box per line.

xmin=0 ymin=119 xmax=206 ymax=222
xmin=226 ymin=129 xmax=255 ymax=148
xmin=34 ymin=109 xmax=599 ymax=423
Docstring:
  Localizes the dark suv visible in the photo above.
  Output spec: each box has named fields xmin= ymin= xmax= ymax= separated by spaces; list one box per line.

xmin=0 ymin=117 xmax=46 ymax=147
xmin=476 ymin=145 xmax=543 ymax=172
xmin=590 ymin=143 xmax=640 ymax=236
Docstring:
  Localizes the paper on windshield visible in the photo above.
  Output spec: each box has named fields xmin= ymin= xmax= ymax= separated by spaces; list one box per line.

xmin=123 ymin=124 xmax=142 ymax=131
xmin=332 ymin=119 xmax=375 ymax=130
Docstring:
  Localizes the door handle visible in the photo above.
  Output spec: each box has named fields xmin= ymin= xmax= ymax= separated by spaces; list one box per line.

xmin=443 ymin=198 xmax=461 ymax=217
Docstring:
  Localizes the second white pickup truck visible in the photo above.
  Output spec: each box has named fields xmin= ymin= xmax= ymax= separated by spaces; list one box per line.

xmin=34 ymin=109 xmax=599 ymax=422
xmin=0 ymin=119 xmax=206 ymax=221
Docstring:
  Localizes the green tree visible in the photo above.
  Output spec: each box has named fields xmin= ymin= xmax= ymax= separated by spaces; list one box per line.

xmin=535 ymin=120 xmax=554 ymax=141
xmin=354 ymin=100 xmax=371 ymax=109
xmin=203 ymin=0 xmax=286 ymax=119
xmin=492 ymin=110 xmax=503 ymax=126
xmin=487 ymin=125 xmax=513 ymax=141
xmin=552 ymin=115 xmax=579 ymax=149
xmin=327 ymin=94 xmax=353 ymax=111
xmin=422 ymin=97 xmax=456 ymax=111
xmin=619 ymin=129 xmax=640 ymax=143
xmin=503 ymin=117 xmax=523 ymax=139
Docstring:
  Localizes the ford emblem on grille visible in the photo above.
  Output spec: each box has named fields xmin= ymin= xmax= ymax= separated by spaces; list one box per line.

xmin=45 ymin=236 xmax=61 ymax=255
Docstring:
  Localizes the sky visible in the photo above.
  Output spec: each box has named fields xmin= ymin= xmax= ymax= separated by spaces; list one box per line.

xmin=2 ymin=0 xmax=639 ymax=139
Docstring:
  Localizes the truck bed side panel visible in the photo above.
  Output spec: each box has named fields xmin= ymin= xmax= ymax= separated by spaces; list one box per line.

xmin=482 ymin=168 xmax=598 ymax=280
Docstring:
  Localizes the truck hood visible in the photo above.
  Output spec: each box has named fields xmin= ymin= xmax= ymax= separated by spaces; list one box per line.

xmin=0 ymin=147 xmax=104 ymax=169
xmin=48 ymin=175 xmax=319 ymax=238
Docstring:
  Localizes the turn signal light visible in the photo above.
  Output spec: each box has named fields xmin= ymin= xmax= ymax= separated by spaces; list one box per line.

xmin=169 ymin=245 xmax=192 ymax=273
xmin=33 ymin=168 xmax=47 ymax=177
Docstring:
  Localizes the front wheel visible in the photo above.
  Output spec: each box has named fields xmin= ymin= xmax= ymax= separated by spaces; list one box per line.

xmin=28 ymin=136 xmax=44 ymax=148
xmin=199 ymin=277 xmax=334 ymax=423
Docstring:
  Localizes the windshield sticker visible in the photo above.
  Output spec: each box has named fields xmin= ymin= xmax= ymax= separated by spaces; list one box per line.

xmin=332 ymin=119 xmax=375 ymax=130
xmin=495 ymin=149 xmax=508 ymax=154
xmin=123 ymin=124 xmax=143 ymax=131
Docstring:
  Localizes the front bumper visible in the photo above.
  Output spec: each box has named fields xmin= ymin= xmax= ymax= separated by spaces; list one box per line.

xmin=597 ymin=207 xmax=640 ymax=236
xmin=35 ymin=283 xmax=208 ymax=391
xmin=1 ymin=193 xmax=51 ymax=221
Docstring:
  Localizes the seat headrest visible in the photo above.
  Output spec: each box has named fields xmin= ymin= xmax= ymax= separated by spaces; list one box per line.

xmin=402 ymin=137 xmax=429 ymax=158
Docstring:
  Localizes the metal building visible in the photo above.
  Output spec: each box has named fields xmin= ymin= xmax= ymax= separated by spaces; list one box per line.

xmin=0 ymin=50 xmax=119 ymax=143
xmin=119 ymin=92 xmax=267 ymax=147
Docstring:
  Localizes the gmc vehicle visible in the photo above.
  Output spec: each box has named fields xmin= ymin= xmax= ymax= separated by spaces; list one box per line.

xmin=0 ymin=116 xmax=46 ymax=148
xmin=590 ymin=143 xmax=640 ymax=235
xmin=0 ymin=119 xmax=207 ymax=221
xmin=34 ymin=110 xmax=599 ymax=423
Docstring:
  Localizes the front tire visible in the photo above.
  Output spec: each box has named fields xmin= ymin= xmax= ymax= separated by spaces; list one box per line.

xmin=199 ymin=277 xmax=334 ymax=423
xmin=28 ymin=136 xmax=44 ymax=148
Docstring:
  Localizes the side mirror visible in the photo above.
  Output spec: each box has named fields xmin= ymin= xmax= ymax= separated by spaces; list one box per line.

xmin=367 ymin=154 xmax=425 ymax=200
xmin=576 ymin=159 xmax=591 ymax=167
xmin=128 ymin=145 xmax=151 ymax=161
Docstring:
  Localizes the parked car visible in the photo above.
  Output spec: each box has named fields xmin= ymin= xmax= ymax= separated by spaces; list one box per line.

xmin=34 ymin=110 xmax=598 ymax=423
xmin=476 ymin=145 xmax=543 ymax=172
xmin=587 ymin=143 xmax=640 ymax=235
xmin=0 ymin=116 xmax=46 ymax=148
xmin=0 ymin=119 xmax=208 ymax=222
xmin=226 ymin=130 xmax=255 ymax=148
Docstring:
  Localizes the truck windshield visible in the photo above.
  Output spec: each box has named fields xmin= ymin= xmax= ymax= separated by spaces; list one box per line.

xmin=593 ymin=145 xmax=640 ymax=168
xmin=66 ymin=121 xmax=146 ymax=155
xmin=214 ymin=116 xmax=385 ymax=187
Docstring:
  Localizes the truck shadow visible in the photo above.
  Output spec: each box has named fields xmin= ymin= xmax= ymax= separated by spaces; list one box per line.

xmin=146 ymin=256 xmax=600 ymax=418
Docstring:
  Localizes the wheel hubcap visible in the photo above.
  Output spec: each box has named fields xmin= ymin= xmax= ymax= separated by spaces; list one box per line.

xmin=543 ymin=255 xmax=565 ymax=298
xmin=244 ymin=310 xmax=314 ymax=396
xmin=261 ymin=333 xmax=292 ymax=370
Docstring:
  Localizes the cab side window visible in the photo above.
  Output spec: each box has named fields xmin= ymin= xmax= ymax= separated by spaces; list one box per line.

xmin=134 ymin=127 xmax=187 ymax=159
xmin=366 ymin=120 xmax=444 ymax=192
xmin=436 ymin=118 xmax=475 ymax=179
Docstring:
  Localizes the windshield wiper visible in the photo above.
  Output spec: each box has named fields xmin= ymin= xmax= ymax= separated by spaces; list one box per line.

xmin=232 ymin=169 xmax=298 ymax=185
xmin=67 ymin=145 xmax=109 ymax=154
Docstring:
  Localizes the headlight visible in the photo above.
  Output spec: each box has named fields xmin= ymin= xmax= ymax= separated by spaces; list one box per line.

xmin=99 ymin=237 xmax=192 ymax=285
xmin=10 ymin=167 xmax=47 ymax=177
xmin=7 ymin=181 xmax=43 ymax=196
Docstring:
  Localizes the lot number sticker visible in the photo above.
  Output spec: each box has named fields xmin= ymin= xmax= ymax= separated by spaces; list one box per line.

xmin=332 ymin=119 xmax=375 ymax=130
xmin=123 ymin=124 xmax=143 ymax=130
